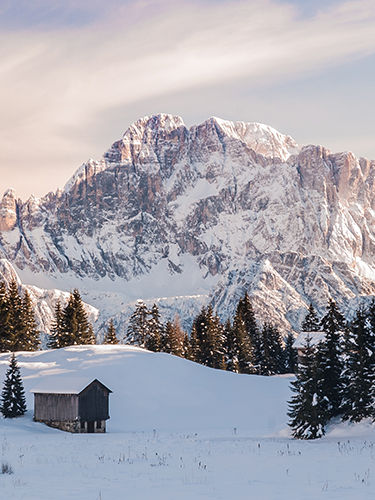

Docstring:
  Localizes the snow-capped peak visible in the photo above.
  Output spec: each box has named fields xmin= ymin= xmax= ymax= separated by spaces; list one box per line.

xmin=207 ymin=116 xmax=299 ymax=161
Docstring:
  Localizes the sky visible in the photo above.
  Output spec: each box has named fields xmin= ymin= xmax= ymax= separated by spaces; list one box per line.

xmin=1 ymin=0 xmax=375 ymax=200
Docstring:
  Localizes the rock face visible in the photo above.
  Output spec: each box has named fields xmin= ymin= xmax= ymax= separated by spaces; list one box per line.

xmin=1 ymin=113 xmax=375 ymax=332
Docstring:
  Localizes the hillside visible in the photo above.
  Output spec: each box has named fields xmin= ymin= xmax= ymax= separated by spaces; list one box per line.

xmin=0 ymin=345 xmax=290 ymax=434
xmin=1 ymin=346 xmax=375 ymax=500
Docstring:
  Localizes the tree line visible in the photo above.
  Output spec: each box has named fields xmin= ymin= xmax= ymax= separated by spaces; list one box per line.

xmin=288 ymin=299 xmax=375 ymax=439
xmin=0 ymin=281 xmax=97 ymax=352
xmin=123 ymin=293 xmax=297 ymax=376
xmin=0 ymin=280 xmax=39 ymax=352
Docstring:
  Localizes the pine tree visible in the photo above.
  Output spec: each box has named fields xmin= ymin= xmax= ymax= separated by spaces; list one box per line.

xmin=0 ymin=282 xmax=11 ymax=352
xmin=231 ymin=309 xmax=255 ymax=374
xmin=145 ymin=304 xmax=162 ymax=352
xmin=366 ymin=299 xmax=375 ymax=359
xmin=284 ymin=333 xmax=297 ymax=374
xmin=48 ymin=301 xmax=64 ymax=349
xmin=319 ymin=298 xmax=345 ymax=418
xmin=126 ymin=300 xmax=149 ymax=347
xmin=223 ymin=319 xmax=240 ymax=373
xmin=61 ymin=290 xmax=95 ymax=347
xmin=164 ymin=316 xmax=185 ymax=357
xmin=7 ymin=280 xmax=23 ymax=351
xmin=103 ymin=319 xmax=119 ymax=344
xmin=258 ymin=323 xmax=285 ymax=375
xmin=236 ymin=293 xmax=261 ymax=371
xmin=0 ymin=354 xmax=27 ymax=418
xmin=301 ymin=303 xmax=321 ymax=332
xmin=341 ymin=307 xmax=375 ymax=422
xmin=288 ymin=335 xmax=326 ymax=439
xmin=182 ymin=332 xmax=192 ymax=360
xmin=192 ymin=306 xmax=224 ymax=369
xmin=18 ymin=290 xmax=40 ymax=351
xmin=189 ymin=324 xmax=200 ymax=362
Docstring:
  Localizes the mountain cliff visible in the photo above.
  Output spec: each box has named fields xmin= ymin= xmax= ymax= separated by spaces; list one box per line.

xmin=1 ymin=113 xmax=375 ymax=334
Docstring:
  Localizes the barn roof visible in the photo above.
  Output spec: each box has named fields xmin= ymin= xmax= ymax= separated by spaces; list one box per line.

xmin=30 ymin=377 xmax=112 ymax=395
xmin=292 ymin=331 xmax=326 ymax=349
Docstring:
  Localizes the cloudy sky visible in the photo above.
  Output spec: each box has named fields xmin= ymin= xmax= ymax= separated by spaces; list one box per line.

xmin=1 ymin=0 xmax=375 ymax=199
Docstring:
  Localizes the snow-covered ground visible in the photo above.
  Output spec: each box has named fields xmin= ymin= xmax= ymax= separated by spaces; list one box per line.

xmin=0 ymin=346 xmax=375 ymax=499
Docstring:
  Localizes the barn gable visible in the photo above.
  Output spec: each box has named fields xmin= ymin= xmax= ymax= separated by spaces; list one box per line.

xmin=31 ymin=378 xmax=112 ymax=434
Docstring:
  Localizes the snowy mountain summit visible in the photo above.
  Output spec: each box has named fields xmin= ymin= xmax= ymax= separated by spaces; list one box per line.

xmin=1 ymin=113 xmax=375 ymax=333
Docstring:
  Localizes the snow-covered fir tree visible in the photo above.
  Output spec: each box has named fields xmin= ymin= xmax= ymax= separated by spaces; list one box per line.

xmin=47 ymin=301 xmax=64 ymax=349
xmin=284 ymin=333 xmax=297 ymax=373
xmin=288 ymin=335 xmax=326 ymax=439
xmin=301 ymin=303 xmax=321 ymax=332
xmin=145 ymin=303 xmax=162 ymax=352
xmin=341 ymin=307 xmax=375 ymax=422
xmin=62 ymin=289 xmax=96 ymax=346
xmin=18 ymin=290 xmax=40 ymax=351
xmin=192 ymin=306 xmax=225 ymax=369
xmin=0 ymin=282 xmax=11 ymax=352
xmin=162 ymin=317 xmax=186 ymax=357
xmin=236 ymin=293 xmax=261 ymax=371
xmin=224 ymin=319 xmax=240 ymax=373
xmin=319 ymin=298 xmax=346 ymax=419
xmin=126 ymin=300 xmax=149 ymax=347
xmin=0 ymin=354 xmax=27 ymax=418
xmin=0 ymin=281 xmax=39 ymax=352
xmin=258 ymin=323 xmax=285 ymax=375
xmin=7 ymin=279 xmax=24 ymax=351
xmin=231 ymin=309 xmax=255 ymax=374
xmin=103 ymin=319 xmax=119 ymax=344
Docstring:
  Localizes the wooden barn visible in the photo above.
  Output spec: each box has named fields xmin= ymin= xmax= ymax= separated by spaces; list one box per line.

xmin=31 ymin=378 xmax=112 ymax=433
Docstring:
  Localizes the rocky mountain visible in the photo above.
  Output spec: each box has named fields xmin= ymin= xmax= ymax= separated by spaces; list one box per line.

xmin=1 ymin=113 xmax=375 ymax=335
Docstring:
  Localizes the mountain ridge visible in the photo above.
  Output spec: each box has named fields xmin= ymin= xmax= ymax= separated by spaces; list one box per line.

xmin=1 ymin=113 xmax=375 ymax=335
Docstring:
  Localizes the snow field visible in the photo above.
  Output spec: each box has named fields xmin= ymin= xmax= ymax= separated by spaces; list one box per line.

xmin=0 ymin=346 xmax=375 ymax=499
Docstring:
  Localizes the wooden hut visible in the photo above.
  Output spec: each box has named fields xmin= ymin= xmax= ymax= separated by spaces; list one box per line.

xmin=31 ymin=378 xmax=112 ymax=433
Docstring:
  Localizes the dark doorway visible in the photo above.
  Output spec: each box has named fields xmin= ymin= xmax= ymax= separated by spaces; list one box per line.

xmin=87 ymin=421 xmax=95 ymax=433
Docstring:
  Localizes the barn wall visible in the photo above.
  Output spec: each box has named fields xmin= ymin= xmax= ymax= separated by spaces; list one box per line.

xmin=79 ymin=384 xmax=109 ymax=421
xmin=34 ymin=393 xmax=79 ymax=421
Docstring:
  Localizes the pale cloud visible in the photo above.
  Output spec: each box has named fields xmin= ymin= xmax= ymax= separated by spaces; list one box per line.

xmin=1 ymin=0 xmax=375 ymax=198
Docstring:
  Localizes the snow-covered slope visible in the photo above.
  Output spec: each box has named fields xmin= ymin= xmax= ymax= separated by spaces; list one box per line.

xmin=0 ymin=345 xmax=290 ymax=433
xmin=1 ymin=113 xmax=375 ymax=332
xmin=1 ymin=346 xmax=375 ymax=500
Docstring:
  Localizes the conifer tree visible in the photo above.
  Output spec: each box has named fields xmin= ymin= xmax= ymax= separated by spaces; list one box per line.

xmin=189 ymin=324 xmax=200 ymax=362
xmin=231 ymin=310 xmax=255 ymax=374
xmin=61 ymin=290 xmax=95 ymax=346
xmin=182 ymin=332 xmax=192 ymax=360
xmin=288 ymin=335 xmax=326 ymax=439
xmin=236 ymin=293 xmax=261 ymax=371
xmin=192 ymin=306 xmax=224 ymax=369
xmin=47 ymin=301 xmax=64 ymax=349
xmin=162 ymin=321 xmax=174 ymax=354
xmin=319 ymin=298 xmax=345 ymax=418
xmin=284 ymin=333 xmax=297 ymax=373
xmin=223 ymin=319 xmax=240 ymax=373
xmin=366 ymin=299 xmax=375 ymax=358
xmin=164 ymin=316 xmax=185 ymax=357
xmin=0 ymin=282 xmax=11 ymax=352
xmin=0 ymin=354 xmax=27 ymax=418
xmin=126 ymin=300 xmax=149 ymax=347
xmin=17 ymin=290 xmax=40 ymax=351
xmin=145 ymin=304 xmax=162 ymax=352
xmin=103 ymin=319 xmax=119 ymax=344
xmin=301 ymin=303 xmax=321 ymax=332
xmin=258 ymin=323 xmax=285 ymax=375
xmin=341 ymin=307 xmax=375 ymax=422
xmin=7 ymin=279 xmax=23 ymax=351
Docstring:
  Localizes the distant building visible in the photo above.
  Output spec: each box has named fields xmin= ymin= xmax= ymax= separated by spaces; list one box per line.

xmin=292 ymin=331 xmax=326 ymax=361
xmin=31 ymin=378 xmax=112 ymax=433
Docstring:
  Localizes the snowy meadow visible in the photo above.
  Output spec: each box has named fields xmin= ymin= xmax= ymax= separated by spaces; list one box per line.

xmin=0 ymin=346 xmax=375 ymax=499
